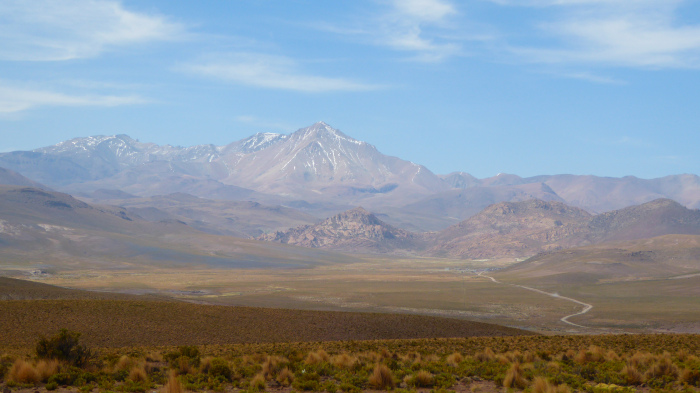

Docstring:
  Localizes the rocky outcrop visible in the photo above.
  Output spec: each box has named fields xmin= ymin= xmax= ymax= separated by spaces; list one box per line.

xmin=258 ymin=207 xmax=427 ymax=254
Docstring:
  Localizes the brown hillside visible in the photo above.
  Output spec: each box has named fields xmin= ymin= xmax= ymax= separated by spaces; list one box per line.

xmin=0 ymin=278 xmax=533 ymax=349
xmin=495 ymin=234 xmax=700 ymax=286
xmin=427 ymin=199 xmax=592 ymax=259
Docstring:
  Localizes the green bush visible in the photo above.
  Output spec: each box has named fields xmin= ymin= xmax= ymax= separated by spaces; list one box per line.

xmin=36 ymin=329 xmax=95 ymax=367
xmin=209 ymin=358 xmax=232 ymax=381
xmin=293 ymin=371 xmax=321 ymax=391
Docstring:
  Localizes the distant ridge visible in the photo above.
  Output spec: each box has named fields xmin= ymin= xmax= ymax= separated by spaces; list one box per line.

xmin=427 ymin=198 xmax=700 ymax=259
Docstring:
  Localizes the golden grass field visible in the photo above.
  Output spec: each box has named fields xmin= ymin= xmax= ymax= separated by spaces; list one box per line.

xmin=12 ymin=250 xmax=698 ymax=335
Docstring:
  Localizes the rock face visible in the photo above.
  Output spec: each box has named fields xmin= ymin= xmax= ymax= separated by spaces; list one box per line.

xmin=427 ymin=198 xmax=700 ymax=259
xmin=428 ymin=199 xmax=593 ymax=259
xmin=258 ymin=207 xmax=426 ymax=254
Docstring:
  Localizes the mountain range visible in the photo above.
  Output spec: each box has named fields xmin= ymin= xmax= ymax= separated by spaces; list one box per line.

xmin=1 ymin=122 xmax=699 ymax=233
xmin=0 ymin=121 xmax=699 ymax=261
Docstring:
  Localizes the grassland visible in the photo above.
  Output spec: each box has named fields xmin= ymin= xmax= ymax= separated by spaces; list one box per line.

xmin=4 ymin=235 xmax=700 ymax=335
xmin=1 ymin=330 xmax=699 ymax=393
xmin=10 ymin=257 xmax=585 ymax=334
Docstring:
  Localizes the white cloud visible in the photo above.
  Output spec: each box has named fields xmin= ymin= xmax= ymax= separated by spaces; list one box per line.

xmin=180 ymin=53 xmax=382 ymax=93
xmin=0 ymin=0 xmax=184 ymax=61
xmin=378 ymin=0 xmax=462 ymax=62
xmin=0 ymin=83 xmax=147 ymax=113
xmin=494 ymin=0 xmax=700 ymax=68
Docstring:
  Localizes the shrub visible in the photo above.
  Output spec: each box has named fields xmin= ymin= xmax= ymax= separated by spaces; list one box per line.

xmin=8 ymin=359 xmax=39 ymax=384
xmin=164 ymin=346 xmax=200 ymax=369
xmin=680 ymin=368 xmax=700 ymax=386
xmin=368 ymin=364 xmax=395 ymax=390
xmin=293 ymin=371 xmax=320 ymax=391
xmin=36 ymin=329 xmax=94 ymax=367
xmin=208 ymin=358 xmax=232 ymax=381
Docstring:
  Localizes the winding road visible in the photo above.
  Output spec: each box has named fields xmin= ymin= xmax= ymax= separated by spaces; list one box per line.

xmin=477 ymin=271 xmax=594 ymax=329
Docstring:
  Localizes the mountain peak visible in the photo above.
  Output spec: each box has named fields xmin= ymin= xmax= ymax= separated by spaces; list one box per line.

xmin=292 ymin=122 xmax=363 ymax=145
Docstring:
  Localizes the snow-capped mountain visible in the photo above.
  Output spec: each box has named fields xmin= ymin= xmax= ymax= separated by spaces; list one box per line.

xmin=218 ymin=122 xmax=447 ymax=196
xmin=0 ymin=122 xmax=448 ymax=201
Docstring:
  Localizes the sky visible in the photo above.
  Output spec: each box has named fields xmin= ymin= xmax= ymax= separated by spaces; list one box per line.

xmin=0 ymin=0 xmax=699 ymax=179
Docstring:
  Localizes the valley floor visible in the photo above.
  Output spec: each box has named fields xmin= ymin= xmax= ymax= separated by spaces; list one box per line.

xmin=8 ymin=253 xmax=699 ymax=334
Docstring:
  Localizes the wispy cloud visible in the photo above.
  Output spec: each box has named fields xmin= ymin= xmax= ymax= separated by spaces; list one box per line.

xmin=179 ymin=53 xmax=382 ymax=93
xmin=554 ymin=71 xmax=626 ymax=84
xmin=0 ymin=0 xmax=185 ymax=61
xmin=493 ymin=0 xmax=700 ymax=69
xmin=318 ymin=0 xmax=465 ymax=63
xmin=0 ymin=82 xmax=147 ymax=114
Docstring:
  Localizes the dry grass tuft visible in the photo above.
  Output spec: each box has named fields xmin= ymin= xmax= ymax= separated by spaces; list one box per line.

xmin=331 ymin=353 xmax=357 ymax=369
xmin=129 ymin=364 xmax=148 ymax=382
xmin=644 ymin=358 xmax=679 ymax=381
xmin=413 ymin=370 xmax=434 ymax=387
xmin=146 ymin=352 xmax=163 ymax=362
xmin=199 ymin=356 xmax=213 ymax=374
xmin=476 ymin=347 xmax=495 ymax=362
xmin=533 ymin=377 xmax=570 ymax=393
xmin=250 ymin=373 xmax=266 ymax=391
xmin=276 ymin=367 xmax=294 ymax=387
xmin=628 ymin=351 xmax=654 ymax=369
xmin=305 ymin=349 xmax=329 ymax=364
xmin=503 ymin=362 xmax=527 ymax=389
xmin=261 ymin=355 xmax=286 ymax=379
xmin=533 ymin=376 xmax=553 ymax=393
xmin=162 ymin=371 xmax=182 ymax=393
xmin=620 ymin=364 xmax=642 ymax=385
xmin=114 ymin=355 xmax=133 ymax=372
xmin=9 ymin=359 xmax=40 ymax=384
xmin=36 ymin=359 xmax=60 ymax=382
xmin=368 ymin=364 xmax=395 ymax=390
xmin=605 ymin=350 xmax=620 ymax=362
xmin=574 ymin=346 xmax=605 ymax=364
xmin=446 ymin=352 xmax=463 ymax=367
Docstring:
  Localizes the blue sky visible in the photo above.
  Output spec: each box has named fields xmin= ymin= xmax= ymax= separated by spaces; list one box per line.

xmin=0 ymin=0 xmax=698 ymax=179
